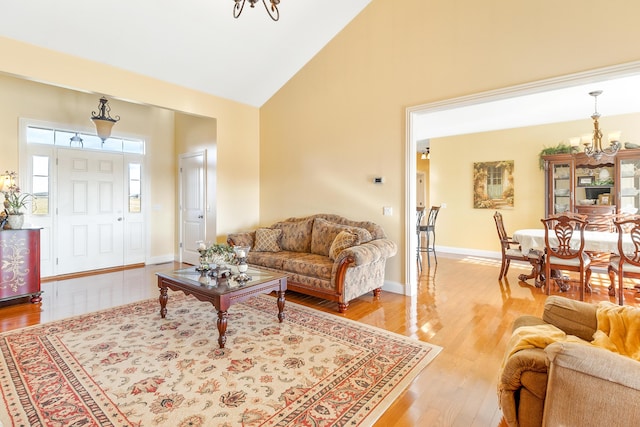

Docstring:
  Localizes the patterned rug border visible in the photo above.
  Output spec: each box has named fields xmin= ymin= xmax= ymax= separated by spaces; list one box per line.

xmin=0 ymin=294 xmax=442 ymax=426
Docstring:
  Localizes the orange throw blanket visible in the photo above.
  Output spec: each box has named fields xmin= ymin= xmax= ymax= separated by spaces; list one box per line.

xmin=592 ymin=301 xmax=640 ymax=361
xmin=502 ymin=302 xmax=640 ymax=368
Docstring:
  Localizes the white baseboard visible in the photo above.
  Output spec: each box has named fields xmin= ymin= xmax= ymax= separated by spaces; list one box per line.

xmin=436 ymin=246 xmax=502 ymax=260
xmin=382 ymin=280 xmax=405 ymax=295
xmin=146 ymin=255 xmax=176 ymax=265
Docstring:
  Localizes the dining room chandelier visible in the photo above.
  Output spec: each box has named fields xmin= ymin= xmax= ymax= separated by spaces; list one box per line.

xmin=583 ymin=90 xmax=620 ymax=161
xmin=91 ymin=97 xmax=120 ymax=143
xmin=233 ymin=0 xmax=280 ymax=21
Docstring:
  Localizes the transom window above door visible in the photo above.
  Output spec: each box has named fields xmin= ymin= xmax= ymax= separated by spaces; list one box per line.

xmin=26 ymin=126 xmax=144 ymax=154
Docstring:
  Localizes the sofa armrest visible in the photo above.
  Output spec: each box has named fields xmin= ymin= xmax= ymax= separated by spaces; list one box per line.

xmin=543 ymin=342 xmax=640 ymax=426
xmin=545 ymin=341 xmax=640 ymax=393
xmin=334 ymin=238 xmax=397 ymax=266
xmin=541 ymin=296 xmax=597 ymax=341
xmin=498 ymin=348 xmax=549 ymax=427
xmin=366 ymin=238 xmax=398 ymax=258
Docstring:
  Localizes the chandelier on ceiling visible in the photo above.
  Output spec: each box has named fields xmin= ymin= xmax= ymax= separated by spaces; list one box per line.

xmin=91 ymin=97 xmax=120 ymax=143
xmin=233 ymin=0 xmax=280 ymax=21
xmin=583 ymin=90 xmax=620 ymax=161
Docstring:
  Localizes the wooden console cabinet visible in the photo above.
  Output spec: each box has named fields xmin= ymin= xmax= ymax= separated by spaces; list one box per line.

xmin=0 ymin=228 xmax=42 ymax=303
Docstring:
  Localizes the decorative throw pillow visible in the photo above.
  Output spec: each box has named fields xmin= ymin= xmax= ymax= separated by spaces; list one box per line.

xmin=311 ymin=218 xmax=352 ymax=256
xmin=273 ymin=217 xmax=314 ymax=252
xmin=253 ymin=228 xmax=282 ymax=252
xmin=329 ymin=230 xmax=360 ymax=260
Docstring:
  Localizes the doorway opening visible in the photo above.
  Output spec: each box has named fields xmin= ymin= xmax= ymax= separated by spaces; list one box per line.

xmin=406 ymin=61 xmax=640 ymax=297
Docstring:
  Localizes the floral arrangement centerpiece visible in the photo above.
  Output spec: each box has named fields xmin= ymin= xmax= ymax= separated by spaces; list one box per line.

xmin=2 ymin=171 xmax=34 ymax=215
xmin=196 ymin=241 xmax=235 ymax=271
xmin=2 ymin=171 xmax=35 ymax=229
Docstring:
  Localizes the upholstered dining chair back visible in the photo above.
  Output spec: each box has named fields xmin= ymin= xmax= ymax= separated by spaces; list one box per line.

xmin=541 ymin=214 xmax=592 ymax=300
xmin=608 ymin=215 xmax=640 ymax=305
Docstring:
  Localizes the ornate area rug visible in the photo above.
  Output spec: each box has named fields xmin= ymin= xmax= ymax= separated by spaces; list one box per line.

xmin=0 ymin=294 xmax=441 ymax=426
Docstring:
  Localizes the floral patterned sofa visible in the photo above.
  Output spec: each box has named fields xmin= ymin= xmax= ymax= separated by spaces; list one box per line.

xmin=227 ymin=214 xmax=397 ymax=313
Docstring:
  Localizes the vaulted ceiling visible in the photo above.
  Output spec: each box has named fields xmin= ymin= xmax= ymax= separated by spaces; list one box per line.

xmin=0 ymin=0 xmax=372 ymax=107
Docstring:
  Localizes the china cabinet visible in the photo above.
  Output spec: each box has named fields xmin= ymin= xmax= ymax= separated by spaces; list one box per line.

xmin=0 ymin=228 xmax=41 ymax=303
xmin=543 ymin=149 xmax=640 ymax=229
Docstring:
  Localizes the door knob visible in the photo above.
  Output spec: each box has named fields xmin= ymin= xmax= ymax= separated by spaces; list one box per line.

xmin=198 ymin=215 xmax=204 ymax=219
xmin=117 ymin=217 xmax=123 ymax=221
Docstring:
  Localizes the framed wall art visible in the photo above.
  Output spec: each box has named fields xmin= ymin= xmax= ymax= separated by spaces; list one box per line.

xmin=473 ymin=160 xmax=514 ymax=209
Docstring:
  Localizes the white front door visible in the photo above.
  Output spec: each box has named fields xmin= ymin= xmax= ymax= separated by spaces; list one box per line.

xmin=179 ymin=151 xmax=206 ymax=265
xmin=56 ymin=150 xmax=125 ymax=274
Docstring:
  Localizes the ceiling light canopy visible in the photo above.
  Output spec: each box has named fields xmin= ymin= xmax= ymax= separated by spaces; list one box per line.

xmin=583 ymin=90 xmax=620 ymax=161
xmin=233 ymin=0 xmax=280 ymax=21
xmin=91 ymin=97 xmax=120 ymax=142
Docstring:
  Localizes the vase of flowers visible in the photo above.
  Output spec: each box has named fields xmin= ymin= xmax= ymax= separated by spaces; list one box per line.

xmin=196 ymin=241 xmax=235 ymax=271
xmin=2 ymin=171 xmax=34 ymax=230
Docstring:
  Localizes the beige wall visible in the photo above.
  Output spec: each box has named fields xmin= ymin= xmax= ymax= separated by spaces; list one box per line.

xmin=431 ymin=113 xmax=640 ymax=254
xmin=0 ymin=37 xmax=260 ymax=260
xmin=260 ymin=0 xmax=640 ymax=289
xmin=4 ymin=0 xmax=640 ymax=288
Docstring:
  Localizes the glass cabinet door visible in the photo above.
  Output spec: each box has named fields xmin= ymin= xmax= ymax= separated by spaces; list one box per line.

xmin=618 ymin=157 xmax=640 ymax=214
xmin=550 ymin=162 xmax=572 ymax=215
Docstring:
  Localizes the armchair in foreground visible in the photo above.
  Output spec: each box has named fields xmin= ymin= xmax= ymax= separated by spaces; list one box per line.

xmin=498 ymin=296 xmax=640 ymax=427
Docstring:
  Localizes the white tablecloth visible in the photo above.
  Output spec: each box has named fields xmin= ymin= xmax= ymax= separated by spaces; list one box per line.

xmin=512 ymin=229 xmax=632 ymax=255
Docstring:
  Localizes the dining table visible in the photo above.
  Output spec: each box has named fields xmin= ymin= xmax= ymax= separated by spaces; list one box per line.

xmin=513 ymin=228 xmax=633 ymax=256
xmin=512 ymin=228 xmax=632 ymax=292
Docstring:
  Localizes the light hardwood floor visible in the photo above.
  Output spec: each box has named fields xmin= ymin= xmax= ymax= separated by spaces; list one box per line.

xmin=1 ymin=255 xmax=638 ymax=426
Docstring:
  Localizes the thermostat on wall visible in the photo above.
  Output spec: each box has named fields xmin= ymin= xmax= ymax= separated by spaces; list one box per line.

xmin=373 ymin=177 xmax=384 ymax=184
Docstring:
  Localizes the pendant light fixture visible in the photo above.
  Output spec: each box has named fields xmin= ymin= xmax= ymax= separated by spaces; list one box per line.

xmin=233 ymin=0 xmax=280 ymax=21
xmin=583 ymin=90 xmax=620 ymax=161
xmin=91 ymin=97 xmax=120 ymax=143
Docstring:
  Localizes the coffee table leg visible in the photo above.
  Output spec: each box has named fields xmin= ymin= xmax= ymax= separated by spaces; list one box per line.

xmin=217 ymin=310 xmax=228 ymax=348
xmin=277 ymin=290 xmax=286 ymax=323
xmin=159 ymin=286 xmax=168 ymax=318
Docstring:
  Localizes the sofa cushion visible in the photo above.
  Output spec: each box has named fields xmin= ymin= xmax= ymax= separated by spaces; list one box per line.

xmin=311 ymin=218 xmax=373 ymax=256
xmin=329 ymin=230 xmax=360 ymax=260
xmin=273 ymin=217 xmax=314 ymax=253
xmin=253 ymin=228 xmax=282 ymax=252
xmin=281 ymin=253 xmax=333 ymax=280
xmin=248 ymin=251 xmax=288 ymax=270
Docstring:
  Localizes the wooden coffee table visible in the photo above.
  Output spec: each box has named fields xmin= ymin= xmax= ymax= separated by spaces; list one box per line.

xmin=156 ymin=266 xmax=287 ymax=348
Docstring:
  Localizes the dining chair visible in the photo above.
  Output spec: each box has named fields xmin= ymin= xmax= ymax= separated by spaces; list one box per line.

xmin=541 ymin=214 xmax=592 ymax=300
xmin=607 ymin=216 xmax=640 ymax=305
xmin=493 ymin=211 xmax=533 ymax=280
xmin=417 ymin=206 xmax=440 ymax=270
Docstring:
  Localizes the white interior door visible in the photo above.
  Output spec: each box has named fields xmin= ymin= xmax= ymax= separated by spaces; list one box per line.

xmin=56 ymin=150 xmax=125 ymax=274
xmin=179 ymin=151 xmax=206 ymax=265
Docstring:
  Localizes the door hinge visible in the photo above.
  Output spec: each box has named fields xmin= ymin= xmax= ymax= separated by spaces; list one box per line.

xmin=179 ymin=242 xmax=183 ymax=248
